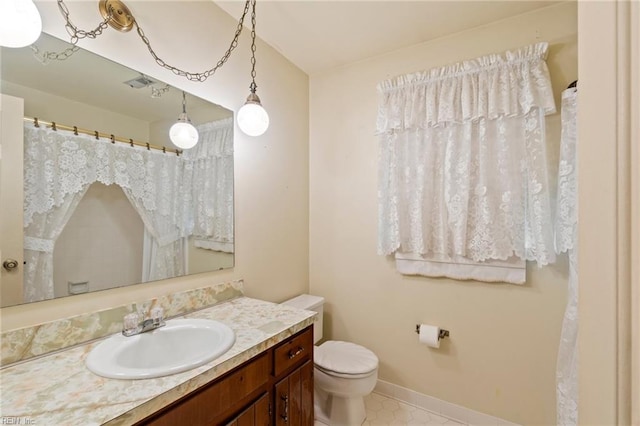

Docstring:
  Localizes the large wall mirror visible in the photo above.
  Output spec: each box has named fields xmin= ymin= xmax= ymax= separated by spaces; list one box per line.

xmin=0 ymin=33 xmax=234 ymax=308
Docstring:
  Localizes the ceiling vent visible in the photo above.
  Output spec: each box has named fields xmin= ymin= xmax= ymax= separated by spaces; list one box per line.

xmin=124 ymin=75 xmax=158 ymax=89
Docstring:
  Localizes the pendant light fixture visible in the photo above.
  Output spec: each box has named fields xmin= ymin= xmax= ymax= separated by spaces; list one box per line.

xmin=0 ymin=0 xmax=42 ymax=48
xmin=169 ymin=91 xmax=199 ymax=150
xmin=237 ymin=0 xmax=269 ymax=137
xmin=23 ymin=0 xmax=271 ymax=137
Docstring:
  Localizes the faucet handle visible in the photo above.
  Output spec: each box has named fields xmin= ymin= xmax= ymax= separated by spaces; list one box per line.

xmin=123 ymin=313 xmax=140 ymax=336
xmin=151 ymin=307 xmax=164 ymax=326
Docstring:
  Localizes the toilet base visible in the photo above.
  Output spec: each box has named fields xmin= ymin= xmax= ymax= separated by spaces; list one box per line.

xmin=314 ymin=386 xmax=367 ymax=426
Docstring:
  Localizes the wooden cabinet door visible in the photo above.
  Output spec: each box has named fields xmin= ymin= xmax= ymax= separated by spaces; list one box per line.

xmin=298 ymin=361 xmax=313 ymax=425
xmin=139 ymin=354 xmax=270 ymax=426
xmin=227 ymin=392 xmax=270 ymax=426
xmin=253 ymin=392 xmax=271 ymax=426
xmin=227 ymin=404 xmax=253 ymax=426
xmin=274 ymin=360 xmax=313 ymax=426
xmin=275 ymin=376 xmax=289 ymax=426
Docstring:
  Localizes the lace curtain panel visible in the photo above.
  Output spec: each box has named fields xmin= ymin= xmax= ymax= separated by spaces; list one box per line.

xmin=555 ymin=87 xmax=578 ymax=426
xmin=377 ymin=42 xmax=557 ymax=283
xmin=23 ymin=188 xmax=88 ymax=302
xmin=184 ymin=117 xmax=235 ymax=253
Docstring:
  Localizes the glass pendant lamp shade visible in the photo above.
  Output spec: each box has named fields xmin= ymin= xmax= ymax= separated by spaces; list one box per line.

xmin=169 ymin=92 xmax=199 ymax=149
xmin=237 ymin=92 xmax=269 ymax=137
xmin=0 ymin=0 xmax=42 ymax=48
xmin=169 ymin=113 xmax=199 ymax=149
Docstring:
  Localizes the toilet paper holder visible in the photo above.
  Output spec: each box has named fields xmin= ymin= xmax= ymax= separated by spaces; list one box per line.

xmin=415 ymin=324 xmax=450 ymax=340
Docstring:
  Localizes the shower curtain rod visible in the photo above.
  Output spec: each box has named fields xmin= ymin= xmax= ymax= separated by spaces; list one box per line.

xmin=23 ymin=116 xmax=182 ymax=156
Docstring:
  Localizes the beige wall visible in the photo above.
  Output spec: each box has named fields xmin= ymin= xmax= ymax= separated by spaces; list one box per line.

xmin=309 ymin=3 xmax=576 ymax=425
xmin=53 ymin=183 xmax=144 ymax=296
xmin=0 ymin=1 xmax=309 ymax=329
xmin=1 ymin=81 xmax=150 ymax=140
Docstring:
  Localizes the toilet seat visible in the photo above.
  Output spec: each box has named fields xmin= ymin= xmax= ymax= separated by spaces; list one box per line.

xmin=314 ymin=341 xmax=378 ymax=378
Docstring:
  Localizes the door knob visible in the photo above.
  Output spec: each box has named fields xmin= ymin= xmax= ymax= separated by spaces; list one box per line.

xmin=2 ymin=259 xmax=19 ymax=271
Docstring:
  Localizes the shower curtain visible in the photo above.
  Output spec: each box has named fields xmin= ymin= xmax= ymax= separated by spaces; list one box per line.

xmin=23 ymin=124 xmax=191 ymax=299
xmin=555 ymin=86 xmax=578 ymax=426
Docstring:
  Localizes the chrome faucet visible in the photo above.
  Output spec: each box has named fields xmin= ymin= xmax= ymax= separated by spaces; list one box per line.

xmin=122 ymin=307 xmax=165 ymax=337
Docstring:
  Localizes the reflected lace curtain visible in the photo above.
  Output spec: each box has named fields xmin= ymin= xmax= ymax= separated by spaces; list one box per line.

xmin=555 ymin=87 xmax=578 ymax=426
xmin=120 ymin=149 xmax=190 ymax=282
xmin=377 ymin=42 xmax=557 ymax=274
xmin=23 ymin=188 xmax=88 ymax=302
xmin=183 ymin=117 xmax=234 ymax=253
xmin=23 ymin=125 xmax=191 ymax=298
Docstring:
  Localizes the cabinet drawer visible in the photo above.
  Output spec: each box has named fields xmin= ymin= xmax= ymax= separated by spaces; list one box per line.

xmin=273 ymin=327 xmax=313 ymax=377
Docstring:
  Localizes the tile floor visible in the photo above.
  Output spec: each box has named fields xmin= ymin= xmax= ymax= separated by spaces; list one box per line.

xmin=315 ymin=392 xmax=464 ymax=426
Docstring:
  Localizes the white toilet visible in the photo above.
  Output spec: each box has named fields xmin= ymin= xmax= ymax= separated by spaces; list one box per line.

xmin=282 ymin=294 xmax=379 ymax=426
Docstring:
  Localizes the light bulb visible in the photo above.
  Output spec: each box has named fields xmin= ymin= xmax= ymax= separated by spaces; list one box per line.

xmin=0 ymin=0 xmax=42 ymax=48
xmin=169 ymin=118 xmax=199 ymax=149
xmin=238 ymin=93 xmax=269 ymax=137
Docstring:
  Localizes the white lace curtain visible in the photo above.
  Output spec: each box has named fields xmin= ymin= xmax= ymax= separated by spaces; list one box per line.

xmin=555 ymin=87 xmax=578 ymax=425
xmin=23 ymin=188 xmax=88 ymax=302
xmin=377 ymin=42 xmax=557 ymax=281
xmin=23 ymin=125 xmax=192 ymax=301
xmin=184 ymin=117 xmax=234 ymax=253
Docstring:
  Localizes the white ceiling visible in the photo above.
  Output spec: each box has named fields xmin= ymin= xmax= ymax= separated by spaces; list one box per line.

xmin=214 ymin=0 xmax=562 ymax=75
xmin=1 ymin=1 xmax=563 ymax=126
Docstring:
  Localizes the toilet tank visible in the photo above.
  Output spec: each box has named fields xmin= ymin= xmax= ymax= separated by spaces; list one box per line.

xmin=281 ymin=294 xmax=324 ymax=344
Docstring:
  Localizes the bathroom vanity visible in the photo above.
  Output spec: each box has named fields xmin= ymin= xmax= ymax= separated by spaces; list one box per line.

xmin=138 ymin=326 xmax=314 ymax=425
xmin=0 ymin=295 xmax=315 ymax=425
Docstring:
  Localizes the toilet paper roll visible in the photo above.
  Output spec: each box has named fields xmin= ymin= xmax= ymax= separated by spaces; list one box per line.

xmin=418 ymin=324 xmax=441 ymax=348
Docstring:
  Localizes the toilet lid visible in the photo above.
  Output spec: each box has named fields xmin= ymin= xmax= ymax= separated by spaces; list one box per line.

xmin=314 ymin=341 xmax=378 ymax=375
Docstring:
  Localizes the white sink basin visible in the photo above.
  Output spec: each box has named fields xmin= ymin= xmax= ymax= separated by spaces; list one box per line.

xmin=86 ymin=318 xmax=235 ymax=379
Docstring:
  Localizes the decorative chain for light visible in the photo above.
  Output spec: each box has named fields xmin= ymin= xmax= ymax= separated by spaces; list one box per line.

xmin=36 ymin=0 xmax=255 ymax=83
xmin=249 ymin=0 xmax=258 ymax=93
xmin=58 ymin=0 xmax=112 ymax=45
xmin=32 ymin=0 xmax=112 ymax=62
xmin=150 ymin=84 xmax=171 ymax=98
xmin=31 ymin=44 xmax=79 ymax=63
xmin=33 ymin=0 xmax=110 ymax=62
xmin=134 ymin=0 xmax=253 ymax=82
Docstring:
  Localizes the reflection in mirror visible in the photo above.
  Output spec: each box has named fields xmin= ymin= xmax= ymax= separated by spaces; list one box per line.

xmin=0 ymin=33 xmax=234 ymax=308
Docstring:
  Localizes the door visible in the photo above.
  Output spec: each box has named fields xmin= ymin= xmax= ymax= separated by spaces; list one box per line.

xmin=275 ymin=361 xmax=313 ymax=426
xmin=0 ymin=94 xmax=24 ymax=306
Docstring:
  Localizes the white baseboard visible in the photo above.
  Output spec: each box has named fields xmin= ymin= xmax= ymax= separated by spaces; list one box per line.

xmin=374 ymin=380 xmax=521 ymax=426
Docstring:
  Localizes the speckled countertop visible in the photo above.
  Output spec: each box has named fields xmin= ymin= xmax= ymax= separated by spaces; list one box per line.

xmin=0 ymin=297 xmax=315 ymax=426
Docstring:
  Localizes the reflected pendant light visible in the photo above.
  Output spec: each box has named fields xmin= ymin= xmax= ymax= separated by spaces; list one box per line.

xmin=0 ymin=0 xmax=42 ymax=48
xmin=237 ymin=0 xmax=269 ymax=137
xmin=169 ymin=91 xmax=199 ymax=149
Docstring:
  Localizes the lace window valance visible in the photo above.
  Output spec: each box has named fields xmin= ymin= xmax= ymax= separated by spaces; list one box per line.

xmin=376 ymin=42 xmax=556 ymax=131
xmin=377 ymin=42 xmax=556 ymax=278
